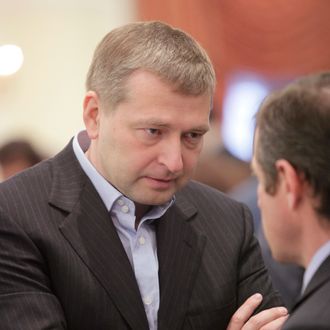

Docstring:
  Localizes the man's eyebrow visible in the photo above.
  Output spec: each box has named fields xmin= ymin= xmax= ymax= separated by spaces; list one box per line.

xmin=133 ymin=118 xmax=169 ymax=127
xmin=190 ymin=125 xmax=210 ymax=132
xmin=133 ymin=119 xmax=210 ymax=132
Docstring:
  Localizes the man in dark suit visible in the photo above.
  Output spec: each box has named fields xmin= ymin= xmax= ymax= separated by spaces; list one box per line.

xmin=0 ymin=21 xmax=286 ymax=329
xmin=252 ymin=71 xmax=330 ymax=329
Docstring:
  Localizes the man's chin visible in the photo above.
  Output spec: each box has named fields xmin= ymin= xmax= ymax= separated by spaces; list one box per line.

xmin=128 ymin=178 xmax=188 ymax=205
xmin=133 ymin=190 xmax=175 ymax=206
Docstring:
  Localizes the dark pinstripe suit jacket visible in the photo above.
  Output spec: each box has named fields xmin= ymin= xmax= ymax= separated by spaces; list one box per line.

xmin=282 ymin=255 xmax=330 ymax=330
xmin=0 ymin=141 xmax=282 ymax=329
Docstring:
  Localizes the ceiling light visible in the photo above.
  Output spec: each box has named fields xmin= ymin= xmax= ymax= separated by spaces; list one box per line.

xmin=0 ymin=44 xmax=24 ymax=76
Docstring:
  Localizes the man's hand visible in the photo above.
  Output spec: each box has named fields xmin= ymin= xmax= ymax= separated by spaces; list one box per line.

xmin=227 ymin=293 xmax=289 ymax=330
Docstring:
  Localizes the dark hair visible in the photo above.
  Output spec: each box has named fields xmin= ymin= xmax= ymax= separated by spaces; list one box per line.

xmin=255 ymin=71 xmax=330 ymax=218
xmin=0 ymin=140 xmax=43 ymax=166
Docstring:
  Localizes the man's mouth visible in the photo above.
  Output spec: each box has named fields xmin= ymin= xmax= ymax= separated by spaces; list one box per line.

xmin=144 ymin=176 xmax=177 ymax=189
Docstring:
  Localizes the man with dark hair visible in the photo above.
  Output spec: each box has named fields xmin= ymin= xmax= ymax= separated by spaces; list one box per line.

xmin=252 ymin=71 xmax=330 ymax=329
xmin=0 ymin=21 xmax=286 ymax=329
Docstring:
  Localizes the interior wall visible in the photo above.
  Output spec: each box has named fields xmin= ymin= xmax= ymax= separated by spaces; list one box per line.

xmin=137 ymin=0 xmax=330 ymax=118
xmin=0 ymin=0 xmax=137 ymax=155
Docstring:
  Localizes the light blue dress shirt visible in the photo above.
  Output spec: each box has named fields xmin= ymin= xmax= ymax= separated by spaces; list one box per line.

xmin=73 ymin=131 xmax=174 ymax=330
xmin=302 ymin=240 xmax=330 ymax=293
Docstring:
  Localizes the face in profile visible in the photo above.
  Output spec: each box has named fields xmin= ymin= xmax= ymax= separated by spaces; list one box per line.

xmin=85 ymin=70 xmax=211 ymax=206
xmin=252 ymin=132 xmax=300 ymax=263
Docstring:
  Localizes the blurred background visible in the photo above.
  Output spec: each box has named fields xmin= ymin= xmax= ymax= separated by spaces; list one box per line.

xmin=2 ymin=0 xmax=330 ymax=184
xmin=1 ymin=0 xmax=330 ymax=308
xmin=137 ymin=0 xmax=330 ymax=193
xmin=0 ymin=0 xmax=136 ymax=160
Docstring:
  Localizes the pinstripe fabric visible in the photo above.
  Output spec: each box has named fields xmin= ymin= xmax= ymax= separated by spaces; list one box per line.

xmin=0 ymin=141 xmax=282 ymax=329
xmin=157 ymin=183 xmax=282 ymax=330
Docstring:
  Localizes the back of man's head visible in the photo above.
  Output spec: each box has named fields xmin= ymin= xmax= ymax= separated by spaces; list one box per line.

xmin=255 ymin=71 xmax=330 ymax=219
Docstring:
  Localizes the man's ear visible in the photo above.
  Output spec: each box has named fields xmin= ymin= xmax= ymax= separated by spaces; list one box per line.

xmin=275 ymin=159 xmax=303 ymax=210
xmin=83 ymin=91 xmax=101 ymax=139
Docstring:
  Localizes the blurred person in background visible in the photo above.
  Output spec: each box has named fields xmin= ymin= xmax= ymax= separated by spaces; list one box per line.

xmin=252 ymin=71 xmax=330 ymax=329
xmin=0 ymin=139 xmax=44 ymax=181
xmin=0 ymin=21 xmax=287 ymax=330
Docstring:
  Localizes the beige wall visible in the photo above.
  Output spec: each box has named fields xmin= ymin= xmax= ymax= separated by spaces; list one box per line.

xmin=0 ymin=0 xmax=137 ymax=156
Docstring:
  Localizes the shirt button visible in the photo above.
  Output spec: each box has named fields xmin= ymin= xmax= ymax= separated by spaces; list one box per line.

xmin=143 ymin=296 xmax=152 ymax=305
xmin=139 ymin=236 xmax=146 ymax=245
xmin=121 ymin=205 xmax=129 ymax=213
xmin=117 ymin=199 xmax=124 ymax=206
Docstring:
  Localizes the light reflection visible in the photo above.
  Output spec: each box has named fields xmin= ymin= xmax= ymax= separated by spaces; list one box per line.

xmin=222 ymin=75 xmax=269 ymax=162
xmin=0 ymin=44 xmax=24 ymax=76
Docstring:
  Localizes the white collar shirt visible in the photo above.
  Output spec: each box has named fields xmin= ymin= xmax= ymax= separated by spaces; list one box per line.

xmin=302 ymin=240 xmax=330 ymax=294
xmin=72 ymin=131 xmax=174 ymax=330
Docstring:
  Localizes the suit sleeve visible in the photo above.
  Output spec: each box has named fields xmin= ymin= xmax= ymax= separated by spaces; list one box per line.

xmin=0 ymin=208 xmax=67 ymax=329
xmin=236 ymin=204 xmax=283 ymax=312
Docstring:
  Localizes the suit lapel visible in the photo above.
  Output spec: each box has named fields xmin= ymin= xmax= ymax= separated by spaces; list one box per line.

xmin=157 ymin=196 xmax=206 ymax=330
xmin=49 ymin=142 xmax=149 ymax=329
xmin=291 ymin=255 xmax=330 ymax=313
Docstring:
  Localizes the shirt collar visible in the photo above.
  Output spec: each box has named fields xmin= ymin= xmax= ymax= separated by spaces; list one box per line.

xmin=302 ymin=239 xmax=330 ymax=293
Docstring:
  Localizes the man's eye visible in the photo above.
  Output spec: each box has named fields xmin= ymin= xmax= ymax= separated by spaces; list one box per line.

xmin=185 ymin=132 xmax=203 ymax=142
xmin=182 ymin=132 xmax=204 ymax=148
xmin=146 ymin=128 xmax=160 ymax=136
xmin=188 ymin=132 xmax=200 ymax=139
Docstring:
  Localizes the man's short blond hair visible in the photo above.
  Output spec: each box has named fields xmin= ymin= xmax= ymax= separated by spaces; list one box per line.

xmin=86 ymin=21 xmax=216 ymax=108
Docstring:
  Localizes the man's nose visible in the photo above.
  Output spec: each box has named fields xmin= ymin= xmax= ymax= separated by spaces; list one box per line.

xmin=158 ymin=140 xmax=184 ymax=174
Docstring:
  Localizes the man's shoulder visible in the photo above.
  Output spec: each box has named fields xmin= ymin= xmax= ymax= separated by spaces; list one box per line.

xmin=179 ymin=179 xmax=225 ymax=197
xmin=178 ymin=180 xmax=244 ymax=209
xmin=0 ymin=141 xmax=77 ymax=204
xmin=283 ymin=291 xmax=330 ymax=329
xmin=0 ymin=157 xmax=52 ymax=191
xmin=176 ymin=180 xmax=249 ymax=223
xmin=0 ymin=140 xmax=76 ymax=188
xmin=284 ymin=268 xmax=330 ymax=329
